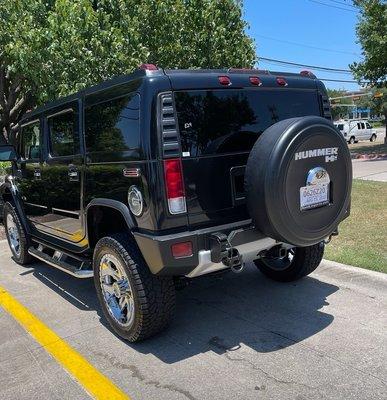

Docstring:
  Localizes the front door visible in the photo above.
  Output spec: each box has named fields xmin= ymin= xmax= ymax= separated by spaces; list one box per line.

xmin=16 ymin=119 xmax=48 ymax=226
xmin=37 ymin=102 xmax=85 ymax=244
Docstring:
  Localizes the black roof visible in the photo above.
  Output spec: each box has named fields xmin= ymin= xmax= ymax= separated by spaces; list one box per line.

xmin=22 ymin=67 xmax=321 ymax=121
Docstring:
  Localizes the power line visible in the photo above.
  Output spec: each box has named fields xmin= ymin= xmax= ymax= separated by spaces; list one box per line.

xmin=320 ymin=78 xmax=367 ymax=84
xmin=254 ymin=34 xmax=360 ymax=56
xmin=325 ymin=0 xmax=358 ymax=9
xmin=308 ymin=0 xmax=357 ymax=12
xmin=258 ymin=56 xmax=352 ymax=73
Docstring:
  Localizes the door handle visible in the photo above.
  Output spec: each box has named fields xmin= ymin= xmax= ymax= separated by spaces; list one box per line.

xmin=68 ymin=165 xmax=79 ymax=182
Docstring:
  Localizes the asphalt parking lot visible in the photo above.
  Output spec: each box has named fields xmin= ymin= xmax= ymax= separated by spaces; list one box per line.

xmin=0 ymin=241 xmax=386 ymax=400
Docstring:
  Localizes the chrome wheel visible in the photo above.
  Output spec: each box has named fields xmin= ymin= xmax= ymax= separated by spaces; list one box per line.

xmin=261 ymin=248 xmax=296 ymax=271
xmin=6 ymin=213 xmax=21 ymax=257
xmin=99 ymin=254 xmax=135 ymax=327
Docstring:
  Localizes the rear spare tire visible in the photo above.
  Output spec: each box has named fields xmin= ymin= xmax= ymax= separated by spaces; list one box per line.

xmin=245 ymin=116 xmax=352 ymax=247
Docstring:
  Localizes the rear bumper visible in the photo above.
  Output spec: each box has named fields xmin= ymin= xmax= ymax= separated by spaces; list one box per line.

xmin=133 ymin=220 xmax=280 ymax=276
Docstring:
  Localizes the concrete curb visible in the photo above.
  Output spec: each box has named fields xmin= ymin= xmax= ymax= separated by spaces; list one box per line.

xmin=351 ymin=153 xmax=387 ymax=160
xmin=322 ymin=258 xmax=387 ymax=281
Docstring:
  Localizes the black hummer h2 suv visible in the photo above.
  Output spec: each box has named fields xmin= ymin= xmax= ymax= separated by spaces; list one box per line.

xmin=0 ymin=65 xmax=352 ymax=342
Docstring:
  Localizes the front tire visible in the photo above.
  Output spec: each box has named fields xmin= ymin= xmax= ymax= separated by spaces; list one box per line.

xmin=3 ymin=202 xmax=33 ymax=265
xmin=370 ymin=134 xmax=376 ymax=142
xmin=93 ymin=234 xmax=176 ymax=342
xmin=348 ymin=136 xmax=355 ymax=144
xmin=254 ymin=243 xmax=324 ymax=282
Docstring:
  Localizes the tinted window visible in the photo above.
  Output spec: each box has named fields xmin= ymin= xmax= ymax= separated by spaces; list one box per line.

xmin=361 ymin=122 xmax=365 ymax=129
xmin=335 ymin=124 xmax=344 ymax=131
xmin=174 ymin=90 xmax=321 ymax=156
xmin=20 ymin=121 xmax=40 ymax=160
xmin=366 ymin=122 xmax=372 ymax=129
xmin=48 ymin=109 xmax=79 ymax=157
xmin=357 ymin=123 xmax=361 ymax=130
xmin=85 ymin=93 xmax=140 ymax=153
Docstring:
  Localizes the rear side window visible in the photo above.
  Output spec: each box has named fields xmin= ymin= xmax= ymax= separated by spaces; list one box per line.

xmin=174 ymin=89 xmax=321 ymax=157
xmin=20 ymin=121 xmax=40 ymax=160
xmin=48 ymin=109 xmax=79 ymax=157
xmin=85 ymin=93 xmax=140 ymax=154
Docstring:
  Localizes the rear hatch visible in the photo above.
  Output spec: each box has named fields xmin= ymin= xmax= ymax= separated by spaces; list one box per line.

xmin=168 ymin=74 xmax=326 ymax=229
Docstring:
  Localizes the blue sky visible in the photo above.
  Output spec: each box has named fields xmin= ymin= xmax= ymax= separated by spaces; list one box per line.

xmin=243 ymin=0 xmax=362 ymax=91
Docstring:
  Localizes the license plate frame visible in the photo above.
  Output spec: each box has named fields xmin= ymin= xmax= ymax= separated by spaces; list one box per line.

xmin=300 ymin=183 xmax=330 ymax=211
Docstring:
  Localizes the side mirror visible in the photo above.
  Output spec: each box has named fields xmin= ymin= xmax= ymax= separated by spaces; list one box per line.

xmin=0 ymin=144 xmax=18 ymax=161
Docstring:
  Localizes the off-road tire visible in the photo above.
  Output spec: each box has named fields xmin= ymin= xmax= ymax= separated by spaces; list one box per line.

xmin=93 ymin=233 xmax=176 ymax=342
xmin=370 ymin=134 xmax=376 ymax=142
xmin=254 ymin=243 xmax=324 ymax=282
xmin=3 ymin=202 xmax=33 ymax=265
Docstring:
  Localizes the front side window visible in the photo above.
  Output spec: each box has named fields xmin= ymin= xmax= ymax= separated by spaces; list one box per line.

xmin=366 ymin=122 xmax=372 ymax=129
xmin=174 ymin=89 xmax=321 ymax=157
xmin=48 ymin=109 xmax=79 ymax=157
xmin=85 ymin=93 xmax=140 ymax=154
xmin=361 ymin=122 xmax=365 ymax=129
xmin=335 ymin=124 xmax=344 ymax=131
xmin=20 ymin=121 xmax=40 ymax=160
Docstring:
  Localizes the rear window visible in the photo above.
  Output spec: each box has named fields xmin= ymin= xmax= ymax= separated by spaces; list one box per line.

xmin=174 ymin=89 xmax=321 ymax=157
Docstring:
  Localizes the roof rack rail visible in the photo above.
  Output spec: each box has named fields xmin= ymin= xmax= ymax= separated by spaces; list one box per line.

xmin=227 ymin=68 xmax=271 ymax=75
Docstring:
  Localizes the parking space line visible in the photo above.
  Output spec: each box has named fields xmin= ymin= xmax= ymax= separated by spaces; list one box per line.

xmin=0 ymin=285 xmax=131 ymax=400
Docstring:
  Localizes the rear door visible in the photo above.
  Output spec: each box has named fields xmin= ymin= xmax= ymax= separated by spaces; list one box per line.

xmin=174 ymin=89 xmax=322 ymax=228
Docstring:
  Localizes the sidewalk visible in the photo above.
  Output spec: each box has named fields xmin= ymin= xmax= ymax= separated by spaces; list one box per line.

xmin=352 ymin=158 xmax=387 ymax=182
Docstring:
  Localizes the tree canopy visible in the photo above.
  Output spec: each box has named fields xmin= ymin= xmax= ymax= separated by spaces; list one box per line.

xmin=350 ymin=0 xmax=387 ymax=84
xmin=350 ymin=0 xmax=386 ymax=140
xmin=0 ymin=0 xmax=256 ymax=142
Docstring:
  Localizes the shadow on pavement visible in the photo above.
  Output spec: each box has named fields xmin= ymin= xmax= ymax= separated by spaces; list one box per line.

xmin=28 ymin=261 xmax=338 ymax=363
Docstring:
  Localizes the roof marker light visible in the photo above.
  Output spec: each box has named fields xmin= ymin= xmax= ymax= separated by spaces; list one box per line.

xmin=139 ymin=63 xmax=158 ymax=71
xmin=249 ymin=76 xmax=262 ymax=86
xmin=276 ymin=77 xmax=288 ymax=86
xmin=300 ymin=70 xmax=316 ymax=78
xmin=218 ymin=76 xmax=231 ymax=86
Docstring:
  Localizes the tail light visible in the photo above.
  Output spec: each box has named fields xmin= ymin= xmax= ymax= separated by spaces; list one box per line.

xmin=164 ymin=159 xmax=187 ymax=214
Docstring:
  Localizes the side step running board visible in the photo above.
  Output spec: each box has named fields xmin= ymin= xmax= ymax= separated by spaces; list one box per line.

xmin=28 ymin=247 xmax=93 ymax=279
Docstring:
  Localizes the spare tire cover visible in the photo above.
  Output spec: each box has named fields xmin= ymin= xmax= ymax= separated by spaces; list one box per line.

xmin=245 ymin=116 xmax=352 ymax=247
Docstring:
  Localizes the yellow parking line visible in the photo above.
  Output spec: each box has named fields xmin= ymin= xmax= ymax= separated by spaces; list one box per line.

xmin=0 ymin=285 xmax=130 ymax=400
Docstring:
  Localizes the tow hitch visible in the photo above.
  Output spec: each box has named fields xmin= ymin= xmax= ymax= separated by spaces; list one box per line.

xmin=209 ymin=233 xmax=243 ymax=273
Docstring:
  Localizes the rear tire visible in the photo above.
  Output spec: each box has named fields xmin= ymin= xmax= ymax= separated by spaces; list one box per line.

xmin=370 ymin=134 xmax=376 ymax=142
xmin=93 ymin=234 xmax=176 ymax=342
xmin=254 ymin=243 xmax=324 ymax=282
xmin=3 ymin=202 xmax=33 ymax=265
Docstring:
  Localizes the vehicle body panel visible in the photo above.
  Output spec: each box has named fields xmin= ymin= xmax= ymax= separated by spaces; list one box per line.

xmin=1 ymin=68 xmax=333 ymax=275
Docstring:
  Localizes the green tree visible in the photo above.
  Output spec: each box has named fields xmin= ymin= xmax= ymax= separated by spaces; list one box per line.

xmin=0 ymin=0 xmax=256 ymax=143
xmin=327 ymin=88 xmax=354 ymax=120
xmin=350 ymin=0 xmax=386 ymax=141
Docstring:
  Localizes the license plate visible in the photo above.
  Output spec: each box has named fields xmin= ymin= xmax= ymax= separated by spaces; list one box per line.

xmin=300 ymin=183 xmax=329 ymax=210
